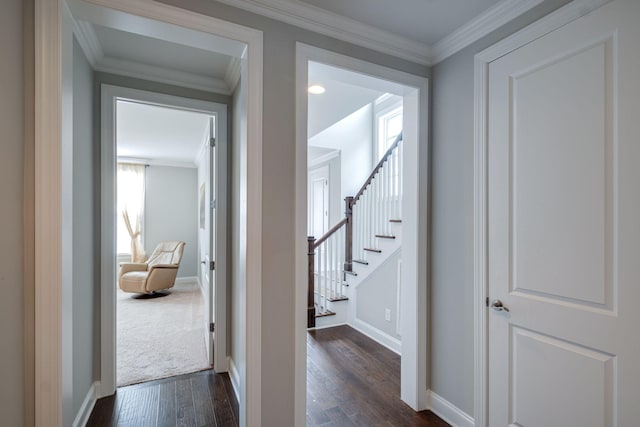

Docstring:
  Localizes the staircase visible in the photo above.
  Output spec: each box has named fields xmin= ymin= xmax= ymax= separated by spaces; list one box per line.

xmin=308 ymin=133 xmax=403 ymax=328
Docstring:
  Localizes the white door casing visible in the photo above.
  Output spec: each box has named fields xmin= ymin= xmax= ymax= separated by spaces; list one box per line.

xmin=485 ymin=0 xmax=640 ymax=425
xmin=308 ymin=165 xmax=329 ymax=238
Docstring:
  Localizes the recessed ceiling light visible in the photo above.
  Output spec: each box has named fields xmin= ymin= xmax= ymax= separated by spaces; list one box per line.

xmin=308 ymin=84 xmax=326 ymax=95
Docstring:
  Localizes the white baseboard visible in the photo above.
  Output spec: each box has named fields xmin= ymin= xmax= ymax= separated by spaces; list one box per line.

xmin=350 ymin=317 xmax=401 ymax=355
xmin=427 ymin=390 xmax=474 ymax=427
xmin=175 ymin=275 xmax=199 ymax=284
xmin=228 ymin=357 xmax=240 ymax=403
xmin=308 ymin=322 xmax=347 ymax=331
xmin=72 ymin=382 xmax=98 ymax=427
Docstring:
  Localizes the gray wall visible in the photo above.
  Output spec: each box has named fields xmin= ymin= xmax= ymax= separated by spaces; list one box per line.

xmin=430 ymin=0 xmax=572 ymax=414
xmin=0 ymin=0 xmax=25 ymax=424
xmin=156 ymin=1 xmax=430 ymax=423
xmin=145 ymin=166 xmax=199 ymax=277
xmin=355 ymin=250 xmax=402 ymax=339
xmin=72 ymin=36 xmax=98 ymax=417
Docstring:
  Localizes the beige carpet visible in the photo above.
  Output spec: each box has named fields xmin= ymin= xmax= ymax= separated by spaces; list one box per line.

xmin=117 ymin=279 xmax=211 ymax=386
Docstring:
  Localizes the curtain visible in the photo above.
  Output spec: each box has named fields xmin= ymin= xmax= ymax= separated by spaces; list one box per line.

xmin=117 ymin=163 xmax=147 ymax=263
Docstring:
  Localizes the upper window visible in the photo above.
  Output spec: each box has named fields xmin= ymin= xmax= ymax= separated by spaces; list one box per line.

xmin=374 ymin=94 xmax=403 ymax=163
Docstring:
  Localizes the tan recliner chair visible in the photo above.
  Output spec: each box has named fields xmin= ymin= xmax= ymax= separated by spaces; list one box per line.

xmin=119 ymin=241 xmax=186 ymax=294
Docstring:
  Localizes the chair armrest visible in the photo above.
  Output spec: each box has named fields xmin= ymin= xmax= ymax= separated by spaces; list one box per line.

xmin=119 ymin=262 xmax=148 ymax=276
xmin=148 ymin=264 xmax=178 ymax=271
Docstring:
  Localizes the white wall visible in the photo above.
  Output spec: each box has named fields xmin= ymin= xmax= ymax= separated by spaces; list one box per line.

xmin=309 ymin=103 xmax=373 ymax=201
xmin=72 ymin=36 xmax=97 ymax=418
xmin=144 ymin=165 xmax=198 ymax=277
xmin=355 ymin=250 xmax=402 ymax=340
xmin=0 ymin=0 xmax=25 ymax=424
xmin=430 ymin=0 xmax=572 ymax=415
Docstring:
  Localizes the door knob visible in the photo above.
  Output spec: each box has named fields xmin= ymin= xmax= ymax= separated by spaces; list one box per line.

xmin=201 ymin=261 xmax=207 ymax=264
xmin=490 ymin=299 xmax=509 ymax=312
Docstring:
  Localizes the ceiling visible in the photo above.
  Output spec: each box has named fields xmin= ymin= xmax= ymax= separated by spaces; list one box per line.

xmin=116 ymin=101 xmax=211 ymax=166
xmin=298 ymin=0 xmax=503 ymax=45
xmin=214 ymin=0 xmax=542 ymax=64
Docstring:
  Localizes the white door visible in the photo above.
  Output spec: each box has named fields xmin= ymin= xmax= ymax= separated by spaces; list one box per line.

xmin=200 ymin=117 xmax=216 ymax=365
xmin=308 ymin=166 xmax=329 ymax=238
xmin=200 ymin=113 xmax=228 ymax=372
xmin=487 ymin=0 xmax=640 ymax=425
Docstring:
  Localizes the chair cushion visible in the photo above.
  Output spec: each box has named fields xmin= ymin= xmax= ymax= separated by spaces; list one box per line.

xmin=119 ymin=271 xmax=149 ymax=293
xmin=147 ymin=241 xmax=185 ymax=267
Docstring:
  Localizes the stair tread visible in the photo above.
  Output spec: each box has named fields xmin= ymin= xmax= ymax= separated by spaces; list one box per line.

xmin=327 ymin=296 xmax=349 ymax=302
xmin=364 ymin=247 xmax=382 ymax=253
xmin=315 ymin=310 xmax=336 ymax=318
xmin=375 ymin=234 xmax=396 ymax=239
xmin=344 ymin=270 xmax=357 ymax=276
xmin=353 ymin=259 xmax=369 ymax=265
xmin=389 ymin=219 xmax=402 ymax=223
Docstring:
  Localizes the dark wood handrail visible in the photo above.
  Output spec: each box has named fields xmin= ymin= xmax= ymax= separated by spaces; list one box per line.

xmin=312 ymin=218 xmax=348 ymax=249
xmin=353 ymin=132 xmax=403 ymax=204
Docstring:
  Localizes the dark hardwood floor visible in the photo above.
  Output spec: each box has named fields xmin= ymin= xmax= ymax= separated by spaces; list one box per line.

xmin=87 ymin=326 xmax=448 ymax=426
xmin=307 ymin=325 xmax=449 ymax=427
xmin=87 ymin=370 xmax=238 ymax=427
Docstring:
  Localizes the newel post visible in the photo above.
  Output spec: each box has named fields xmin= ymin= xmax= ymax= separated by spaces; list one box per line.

xmin=307 ymin=236 xmax=316 ymax=328
xmin=344 ymin=196 xmax=354 ymax=273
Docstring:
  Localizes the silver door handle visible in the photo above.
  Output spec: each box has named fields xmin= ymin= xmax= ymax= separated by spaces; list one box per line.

xmin=201 ymin=261 xmax=207 ymax=264
xmin=490 ymin=300 xmax=509 ymax=312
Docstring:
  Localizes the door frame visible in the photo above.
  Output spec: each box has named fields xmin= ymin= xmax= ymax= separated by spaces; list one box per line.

xmin=33 ymin=0 xmax=263 ymax=425
xmin=295 ymin=42 xmax=429 ymax=420
xmin=100 ymin=84 xmax=228 ymax=391
xmin=472 ymin=1 xmax=611 ymax=425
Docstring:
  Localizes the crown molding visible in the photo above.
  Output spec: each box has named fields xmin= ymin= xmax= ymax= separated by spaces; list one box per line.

xmin=214 ymin=0 xmax=432 ymax=65
xmin=95 ymin=56 xmax=231 ymax=94
xmin=71 ymin=18 xmax=231 ymax=94
xmin=70 ymin=19 xmax=104 ymax=67
xmin=224 ymin=56 xmax=242 ymax=91
xmin=430 ymin=0 xmax=543 ymax=64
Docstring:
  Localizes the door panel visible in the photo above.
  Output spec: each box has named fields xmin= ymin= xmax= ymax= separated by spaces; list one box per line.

xmin=487 ymin=0 xmax=640 ymax=425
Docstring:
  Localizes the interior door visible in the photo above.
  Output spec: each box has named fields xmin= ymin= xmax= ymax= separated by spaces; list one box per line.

xmin=487 ymin=0 xmax=640 ymax=425
xmin=201 ymin=117 xmax=216 ymax=366
xmin=308 ymin=165 xmax=329 ymax=238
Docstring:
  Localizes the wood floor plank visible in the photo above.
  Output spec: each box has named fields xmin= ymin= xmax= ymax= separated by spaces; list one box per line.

xmin=157 ymin=381 xmax=177 ymax=427
xmin=191 ymin=375 xmax=216 ymax=426
xmin=208 ymin=371 xmax=237 ymax=427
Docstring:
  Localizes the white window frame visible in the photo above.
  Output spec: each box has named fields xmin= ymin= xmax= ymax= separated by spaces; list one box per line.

xmin=373 ymin=94 xmax=403 ymax=166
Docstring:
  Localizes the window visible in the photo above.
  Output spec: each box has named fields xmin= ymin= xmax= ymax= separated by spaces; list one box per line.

xmin=117 ymin=163 xmax=146 ymax=258
xmin=374 ymin=95 xmax=403 ymax=163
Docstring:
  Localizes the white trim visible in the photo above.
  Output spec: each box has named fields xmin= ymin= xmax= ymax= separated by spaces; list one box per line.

xmin=96 ymin=56 xmax=231 ymax=94
xmin=228 ymin=357 xmax=241 ymax=403
xmin=427 ymin=390 xmax=474 ymax=427
xmin=35 ymin=0 xmax=64 ymax=424
xmin=295 ymin=43 xmax=429 ymax=420
xmin=101 ymin=83 xmax=229 ymax=394
xmin=430 ymin=0 xmax=543 ymax=64
xmin=215 ymin=0 xmax=431 ymax=65
xmin=70 ymin=19 xmax=102 ymax=67
xmin=174 ymin=276 xmax=199 ymax=284
xmin=307 ymin=322 xmax=347 ymax=331
xmin=472 ymin=1 xmax=611 ymax=426
xmin=225 ymin=56 xmax=242 ymax=92
xmin=117 ymin=157 xmax=198 ymax=169
xmin=72 ymin=382 xmax=98 ymax=427
xmin=350 ymin=318 xmax=401 ymax=355
xmin=308 ymin=149 xmax=340 ymax=168
xmin=70 ymin=17 xmax=232 ymax=94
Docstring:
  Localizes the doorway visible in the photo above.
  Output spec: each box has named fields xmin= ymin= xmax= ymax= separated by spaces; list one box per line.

xmin=112 ymin=98 xmax=222 ymax=386
xmin=102 ymin=85 xmax=228 ymax=391
xmin=295 ymin=43 xmax=429 ymax=419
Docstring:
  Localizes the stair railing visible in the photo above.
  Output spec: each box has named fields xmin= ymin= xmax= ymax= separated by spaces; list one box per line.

xmin=307 ymin=132 xmax=403 ymax=328
xmin=307 ymin=218 xmax=347 ymax=327
xmin=349 ymin=133 xmax=403 ymax=267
